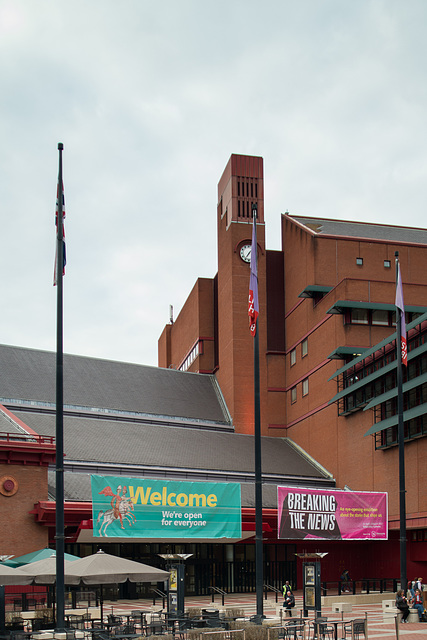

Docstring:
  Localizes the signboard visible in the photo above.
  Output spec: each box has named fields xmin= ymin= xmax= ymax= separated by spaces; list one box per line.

xmin=91 ymin=475 xmax=241 ymax=539
xmin=277 ymin=486 xmax=387 ymax=540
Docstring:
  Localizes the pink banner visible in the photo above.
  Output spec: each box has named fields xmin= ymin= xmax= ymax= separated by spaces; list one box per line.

xmin=277 ymin=486 xmax=388 ymax=540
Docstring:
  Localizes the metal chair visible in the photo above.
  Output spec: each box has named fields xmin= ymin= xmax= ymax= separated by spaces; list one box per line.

xmin=283 ymin=619 xmax=305 ymax=640
xmin=311 ymin=618 xmax=334 ymax=640
xmin=343 ymin=619 xmax=366 ymax=640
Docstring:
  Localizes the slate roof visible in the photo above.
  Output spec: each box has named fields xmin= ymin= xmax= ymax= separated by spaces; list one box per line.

xmin=0 ymin=344 xmax=230 ymax=426
xmin=290 ymin=215 xmax=427 ymax=245
xmin=0 ymin=344 xmax=335 ymax=510
xmin=17 ymin=410 xmax=333 ymax=508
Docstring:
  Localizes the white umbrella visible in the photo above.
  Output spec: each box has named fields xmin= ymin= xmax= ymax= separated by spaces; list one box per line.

xmin=0 ymin=564 xmax=35 ymax=586
xmin=65 ymin=551 xmax=169 ymax=621
xmin=65 ymin=550 xmax=169 ymax=584
xmin=0 ymin=565 xmax=36 ymax=630
xmin=19 ymin=556 xmax=80 ymax=585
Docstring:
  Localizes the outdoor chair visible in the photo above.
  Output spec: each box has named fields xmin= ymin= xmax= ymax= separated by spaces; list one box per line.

xmin=343 ymin=619 xmax=366 ymax=640
xmin=283 ymin=619 xmax=305 ymax=640
xmin=169 ymin=618 xmax=193 ymax=640
xmin=129 ymin=612 xmax=144 ymax=631
xmin=310 ymin=618 xmax=334 ymax=640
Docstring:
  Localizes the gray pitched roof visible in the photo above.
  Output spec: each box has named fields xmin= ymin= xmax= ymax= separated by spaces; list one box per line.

xmin=0 ymin=344 xmax=230 ymax=426
xmin=0 ymin=343 xmax=335 ymax=510
xmin=290 ymin=215 xmax=427 ymax=245
xmin=14 ymin=410 xmax=327 ymax=478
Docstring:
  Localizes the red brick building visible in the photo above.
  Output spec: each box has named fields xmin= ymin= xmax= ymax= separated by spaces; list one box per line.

xmin=159 ymin=153 xmax=427 ymax=578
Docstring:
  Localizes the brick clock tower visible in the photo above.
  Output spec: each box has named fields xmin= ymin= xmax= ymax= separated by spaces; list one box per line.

xmin=216 ymin=154 xmax=267 ymax=435
xmin=158 ymin=153 xmax=285 ymax=435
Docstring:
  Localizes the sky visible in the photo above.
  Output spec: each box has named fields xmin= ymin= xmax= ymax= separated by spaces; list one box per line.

xmin=1 ymin=0 xmax=427 ymax=368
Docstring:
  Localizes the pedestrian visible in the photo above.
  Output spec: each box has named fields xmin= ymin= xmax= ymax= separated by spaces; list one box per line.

xmin=283 ymin=580 xmax=292 ymax=598
xmin=412 ymin=588 xmax=424 ymax=622
xmin=284 ymin=589 xmax=295 ymax=617
xmin=341 ymin=569 xmax=350 ymax=593
xmin=396 ymin=589 xmax=410 ymax=623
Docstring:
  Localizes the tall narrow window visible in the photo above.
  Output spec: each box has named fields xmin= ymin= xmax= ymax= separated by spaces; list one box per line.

xmin=290 ymin=349 xmax=296 ymax=367
xmin=302 ymin=378 xmax=309 ymax=396
xmin=291 ymin=387 xmax=297 ymax=404
xmin=301 ymin=339 xmax=308 ymax=358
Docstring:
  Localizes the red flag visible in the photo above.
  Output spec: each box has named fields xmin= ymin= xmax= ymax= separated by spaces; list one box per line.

xmin=53 ymin=180 xmax=66 ymax=286
xmin=395 ymin=261 xmax=407 ymax=366
xmin=248 ymin=210 xmax=259 ymax=336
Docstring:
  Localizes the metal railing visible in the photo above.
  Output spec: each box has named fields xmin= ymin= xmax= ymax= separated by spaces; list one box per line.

xmin=151 ymin=588 xmax=167 ymax=609
xmin=209 ymin=586 xmax=228 ymax=606
xmin=321 ymin=578 xmax=398 ymax=597
xmin=263 ymin=583 xmax=282 ymax=603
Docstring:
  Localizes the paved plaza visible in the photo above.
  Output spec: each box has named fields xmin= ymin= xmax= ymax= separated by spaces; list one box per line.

xmin=103 ymin=590 xmax=427 ymax=640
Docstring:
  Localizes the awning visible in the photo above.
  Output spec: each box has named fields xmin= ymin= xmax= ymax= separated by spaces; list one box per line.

xmin=329 ymin=360 xmax=396 ymax=404
xmin=364 ymin=402 xmax=427 ymax=436
xmin=327 ymin=346 xmax=368 ymax=360
xmin=298 ymin=285 xmax=333 ymax=299
xmin=326 ymin=300 xmax=427 ymax=315
xmin=363 ymin=371 xmax=427 ymax=411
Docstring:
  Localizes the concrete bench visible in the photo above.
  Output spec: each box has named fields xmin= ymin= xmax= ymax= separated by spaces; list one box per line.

xmin=381 ymin=600 xmax=419 ymax=623
xmin=394 ymin=610 xmax=420 ymax=623
xmin=332 ymin=602 xmax=353 ymax=613
xmin=381 ymin=599 xmax=396 ymax=611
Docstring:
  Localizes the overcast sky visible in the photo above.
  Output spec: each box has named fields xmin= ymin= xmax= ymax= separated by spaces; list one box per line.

xmin=1 ymin=0 xmax=427 ymax=367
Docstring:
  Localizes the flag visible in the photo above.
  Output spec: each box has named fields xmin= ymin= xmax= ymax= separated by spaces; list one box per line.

xmin=248 ymin=209 xmax=259 ymax=336
xmin=53 ymin=180 xmax=66 ymax=286
xmin=395 ymin=261 xmax=407 ymax=366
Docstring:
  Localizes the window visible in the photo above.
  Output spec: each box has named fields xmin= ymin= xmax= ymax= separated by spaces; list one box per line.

xmin=291 ymin=387 xmax=297 ymax=404
xmin=178 ymin=341 xmax=201 ymax=372
xmin=302 ymin=378 xmax=309 ymax=396
xmin=351 ymin=309 xmax=369 ymax=325
xmin=290 ymin=349 xmax=296 ymax=366
xmin=356 ymin=257 xmax=363 ymax=265
xmin=372 ymin=309 xmax=390 ymax=326
xmin=301 ymin=339 xmax=308 ymax=358
xmin=384 ymin=260 xmax=391 ymax=268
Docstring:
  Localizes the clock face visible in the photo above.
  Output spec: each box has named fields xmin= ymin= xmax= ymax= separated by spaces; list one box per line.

xmin=240 ymin=244 xmax=252 ymax=263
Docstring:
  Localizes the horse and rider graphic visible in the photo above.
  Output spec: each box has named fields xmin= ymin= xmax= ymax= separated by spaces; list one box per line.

xmin=97 ymin=484 xmax=136 ymax=536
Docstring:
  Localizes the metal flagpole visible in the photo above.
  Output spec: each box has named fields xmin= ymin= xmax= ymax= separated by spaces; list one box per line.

xmin=55 ymin=142 xmax=66 ymax=631
xmin=252 ymin=203 xmax=263 ymax=620
xmin=395 ymin=251 xmax=407 ymax=594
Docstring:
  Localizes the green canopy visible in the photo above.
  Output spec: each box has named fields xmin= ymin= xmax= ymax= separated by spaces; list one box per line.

xmin=12 ymin=548 xmax=80 ymax=566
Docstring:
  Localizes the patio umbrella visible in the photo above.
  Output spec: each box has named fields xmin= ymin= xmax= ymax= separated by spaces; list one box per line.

xmin=0 ymin=565 xmax=36 ymax=630
xmin=19 ymin=556 xmax=80 ymax=585
xmin=0 ymin=564 xmax=35 ymax=586
xmin=65 ymin=550 xmax=169 ymax=585
xmin=65 ymin=551 xmax=169 ymax=620
xmin=13 ymin=548 xmax=81 ymax=566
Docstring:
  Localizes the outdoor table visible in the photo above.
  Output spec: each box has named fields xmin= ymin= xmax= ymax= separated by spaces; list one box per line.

xmin=326 ymin=619 xmax=345 ymax=640
xmin=145 ymin=621 xmax=167 ymax=636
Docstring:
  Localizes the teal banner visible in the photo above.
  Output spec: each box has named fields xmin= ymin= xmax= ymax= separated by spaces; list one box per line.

xmin=91 ymin=475 xmax=241 ymax=539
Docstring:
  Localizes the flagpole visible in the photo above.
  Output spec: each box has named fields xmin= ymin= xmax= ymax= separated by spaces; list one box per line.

xmin=55 ymin=142 xmax=66 ymax=631
xmin=395 ymin=251 xmax=407 ymax=594
xmin=252 ymin=204 xmax=263 ymax=620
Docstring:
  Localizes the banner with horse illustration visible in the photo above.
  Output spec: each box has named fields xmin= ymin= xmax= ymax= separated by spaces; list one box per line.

xmin=91 ymin=475 xmax=242 ymax=539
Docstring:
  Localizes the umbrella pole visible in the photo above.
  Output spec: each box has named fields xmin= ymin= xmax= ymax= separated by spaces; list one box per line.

xmin=100 ymin=586 xmax=103 ymax=624
xmin=0 ymin=586 xmax=5 ymax=630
